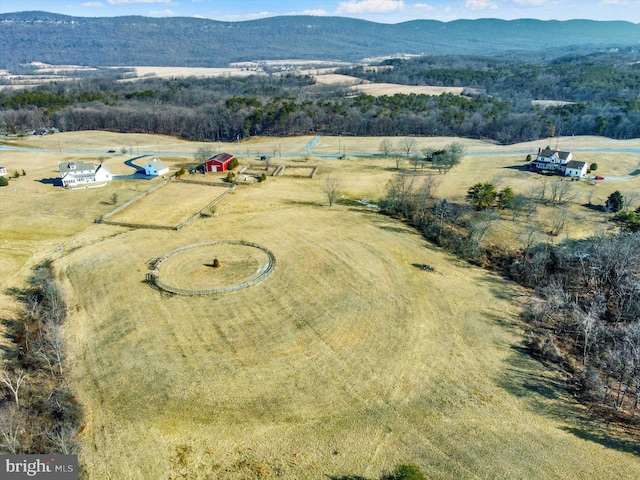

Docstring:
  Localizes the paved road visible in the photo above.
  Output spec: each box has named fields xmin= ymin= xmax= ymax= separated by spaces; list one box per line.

xmin=3 ymin=140 xmax=640 ymax=181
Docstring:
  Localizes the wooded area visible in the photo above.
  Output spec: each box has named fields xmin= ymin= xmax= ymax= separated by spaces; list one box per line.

xmin=0 ymin=49 xmax=638 ymax=144
xmin=381 ymin=172 xmax=640 ymax=424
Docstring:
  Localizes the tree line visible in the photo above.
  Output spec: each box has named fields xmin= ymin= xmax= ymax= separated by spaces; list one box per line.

xmin=0 ymin=261 xmax=82 ymax=457
xmin=380 ymin=169 xmax=640 ymax=424
xmin=337 ymin=50 xmax=640 ymax=140
xmin=0 ymin=73 xmax=549 ymax=144
xmin=3 ymin=49 xmax=638 ymax=144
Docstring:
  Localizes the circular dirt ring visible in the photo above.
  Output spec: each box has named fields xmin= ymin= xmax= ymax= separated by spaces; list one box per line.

xmin=152 ymin=241 xmax=275 ymax=295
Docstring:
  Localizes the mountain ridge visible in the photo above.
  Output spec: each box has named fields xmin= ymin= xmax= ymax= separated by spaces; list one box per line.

xmin=0 ymin=11 xmax=638 ymax=69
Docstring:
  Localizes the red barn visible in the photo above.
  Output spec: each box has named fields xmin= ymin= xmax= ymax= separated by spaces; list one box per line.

xmin=202 ymin=153 xmax=235 ymax=173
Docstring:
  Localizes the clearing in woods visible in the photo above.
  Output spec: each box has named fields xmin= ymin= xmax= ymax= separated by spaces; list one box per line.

xmin=1 ymin=132 xmax=640 ymax=479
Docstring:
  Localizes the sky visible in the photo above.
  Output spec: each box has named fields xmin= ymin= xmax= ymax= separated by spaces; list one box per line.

xmin=0 ymin=0 xmax=638 ymax=23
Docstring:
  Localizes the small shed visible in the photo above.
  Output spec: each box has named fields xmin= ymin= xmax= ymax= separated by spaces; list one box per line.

xmin=0 ymin=166 xmax=7 ymax=176
xmin=203 ymin=153 xmax=235 ymax=173
xmin=144 ymin=158 xmax=169 ymax=176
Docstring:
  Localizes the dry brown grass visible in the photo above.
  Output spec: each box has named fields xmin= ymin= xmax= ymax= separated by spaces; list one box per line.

xmin=105 ymin=180 xmax=228 ymax=227
xmin=2 ymin=132 xmax=640 ymax=479
xmin=312 ymin=73 xmax=465 ymax=96
xmin=156 ymin=242 xmax=271 ymax=291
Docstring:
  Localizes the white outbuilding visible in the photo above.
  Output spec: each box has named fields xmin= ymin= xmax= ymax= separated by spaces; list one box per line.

xmin=144 ymin=158 xmax=169 ymax=176
xmin=564 ymin=160 xmax=588 ymax=178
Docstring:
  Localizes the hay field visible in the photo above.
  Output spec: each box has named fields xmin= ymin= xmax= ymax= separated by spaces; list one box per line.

xmin=2 ymin=132 xmax=640 ymax=479
xmin=56 ymin=174 xmax=640 ymax=479
xmin=12 ymin=131 xmax=315 ymax=159
xmin=312 ymin=73 xmax=465 ymax=96
xmin=104 ymin=181 xmax=228 ymax=228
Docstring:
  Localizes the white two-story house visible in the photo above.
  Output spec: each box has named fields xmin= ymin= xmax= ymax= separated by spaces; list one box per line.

xmin=59 ymin=161 xmax=112 ymax=189
xmin=531 ymin=148 xmax=587 ymax=178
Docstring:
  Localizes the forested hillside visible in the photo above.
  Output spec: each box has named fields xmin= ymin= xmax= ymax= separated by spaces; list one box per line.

xmin=0 ymin=11 xmax=638 ymax=69
xmin=1 ymin=49 xmax=639 ymax=143
xmin=338 ymin=49 xmax=640 ymax=140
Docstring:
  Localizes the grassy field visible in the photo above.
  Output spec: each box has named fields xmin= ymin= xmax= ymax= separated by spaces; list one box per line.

xmin=155 ymin=242 xmax=272 ymax=291
xmin=105 ymin=181 xmax=230 ymax=228
xmin=2 ymin=131 xmax=640 ymax=478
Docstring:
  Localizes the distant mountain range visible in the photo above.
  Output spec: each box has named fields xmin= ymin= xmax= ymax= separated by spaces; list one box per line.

xmin=0 ymin=11 xmax=638 ymax=69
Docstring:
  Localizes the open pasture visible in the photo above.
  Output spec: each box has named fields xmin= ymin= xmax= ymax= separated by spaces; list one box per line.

xmin=279 ymin=164 xmax=318 ymax=178
xmin=153 ymin=241 xmax=274 ymax=294
xmin=3 ymin=131 xmax=640 ymax=479
xmin=103 ymin=180 xmax=230 ymax=228
xmin=311 ymin=73 xmax=466 ymax=97
xmin=57 ymin=176 xmax=640 ymax=479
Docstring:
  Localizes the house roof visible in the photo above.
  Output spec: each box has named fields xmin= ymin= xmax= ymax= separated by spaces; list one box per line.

xmin=206 ymin=153 xmax=234 ymax=165
xmin=565 ymin=160 xmax=587 ymax=169
xmin=145 ymin=158 xmax=168 ymax=170
xmin=61 ymin=163 xmax=111 ymax=182
xmin=538 ymin=148 xmax=572 ymax=160
xmin=59 ymin=161 xmax=97 ymax=174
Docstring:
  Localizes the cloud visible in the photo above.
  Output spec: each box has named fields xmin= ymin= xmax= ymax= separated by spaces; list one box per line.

xmin=215 ymin=12 xmax=274 ymax=21
xmin=287 ymin=9 xmax=329 ymax=16
xmin=513 ymin=0 xmax=554 ymax=4
xmin=464 ymin=0 xmax=498 ymax=10
xmin=150 ymin=9 xmax=176 ymax=15
xmin=107 ymin=0 xmax=171 ymax=5
xmin=414 ymin=2 xmax=435 ymax=10
xmin=337 ymin=0 xmax=406 ymax=14
xmin=82 ymin=2 xmax=105 ymax=6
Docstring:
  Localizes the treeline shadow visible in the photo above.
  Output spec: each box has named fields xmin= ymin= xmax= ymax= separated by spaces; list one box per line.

xmin=582 ymin=203 xmax=607 ymax=212
xmin=562 ymin=425 xmax=640 ymax=456
xmin=498 ymin=344 xmax=640 ymax=457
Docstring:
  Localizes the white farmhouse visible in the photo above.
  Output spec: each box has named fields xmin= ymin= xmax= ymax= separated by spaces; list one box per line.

xmin=0 ymin=166 xmax=7 ymax=176
xmin=530 ymin=148 xmax=586 ymax=178
xmin=144 ymin=158 xmax=169 ymax=176
xmin=531 ymin=148 xmax=573 ymax=173
xmin=59 ymin=161 xmax=112 ymax=189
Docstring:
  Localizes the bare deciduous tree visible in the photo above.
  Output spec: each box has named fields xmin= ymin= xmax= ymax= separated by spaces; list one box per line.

xmin=0 ymin=405 xmax=24 ymax=453
xmin=379 ymin=139 xmax=393 ymax=158
xmin=48 ymin=426 xmax=79 ymax=455
xmin=549 ymin=179 xmax=575 ymax=205
xmin=550 ymin=205 xmax=570 ymax=236
xmin=466 ymin=209 xmax=499 ymax=256
xmin=194 ymin=146 xmax=214 ymax=165
xmin=323 ymin=176 xmax=343 ymax=206
xmin=434 ymin=198 xmax=452 ymax=237
xmin=412 ymin=176 xmax=440 ymax=222
xmin=623 ymin=191 xmax=640 ymax=211
xmin=397 ymin=137 xmax=415 ymax=158
xmin=517 ymin=223 xmax=541 ymax=258
xmin=384 ymin=173 xmax=416 ymax=218
xmin=0 ymin=370 xmax=26 ymax=409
